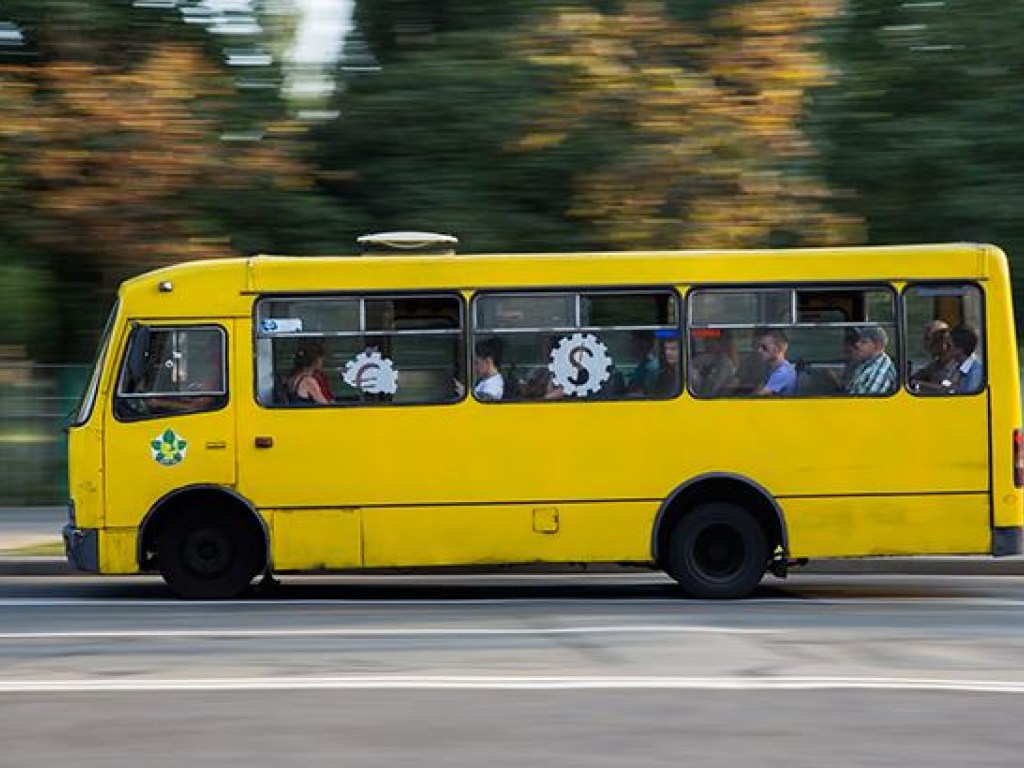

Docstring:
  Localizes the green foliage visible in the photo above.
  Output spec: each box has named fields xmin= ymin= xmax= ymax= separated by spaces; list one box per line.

xmin=810 ymin=0 xmax=1024 ymax=319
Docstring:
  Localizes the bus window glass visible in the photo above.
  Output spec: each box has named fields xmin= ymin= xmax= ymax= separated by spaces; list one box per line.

xmin=905 ymin=284 xmax=985 ymax=396
xmin=689 ymin=290 xmax=791 ymax=327
xmin=114 ymin=326 xmax=227 ymax=420
xmin=474 ymin=294 xmax=575 ymax=331
xmin=255 ymin=295 xmax=464 ymax=407
xmin=472 ymin=290 xmax=680 ymax=402
xmin=689 ymin=286 xmax=898 ymax=397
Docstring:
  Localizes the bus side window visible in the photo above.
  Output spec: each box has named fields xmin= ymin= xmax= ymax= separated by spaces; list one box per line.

xmin=904 ymin=284 xmax=985 ymax=396
xmin=688 ymin=286 xmax=898 ymax=397
xmin=114 ymin=325 xmax=227 ymax=421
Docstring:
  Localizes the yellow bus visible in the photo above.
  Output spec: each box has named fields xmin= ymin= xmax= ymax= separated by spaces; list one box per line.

xmin=63 ymin=234 xmax=1023 ymax=599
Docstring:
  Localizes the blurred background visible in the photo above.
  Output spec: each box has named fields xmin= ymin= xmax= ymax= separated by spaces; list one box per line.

xmin=2 ymin=0 xmax=1022 ymax=505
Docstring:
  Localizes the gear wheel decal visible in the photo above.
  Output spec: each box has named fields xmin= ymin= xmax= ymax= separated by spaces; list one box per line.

xmin=548 ymin=333 xmax=613 ymax=397
xmin=343 ymin=349 xmax=398 ymax=395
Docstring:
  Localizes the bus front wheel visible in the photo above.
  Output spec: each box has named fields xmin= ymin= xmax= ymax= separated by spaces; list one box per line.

xmin=666 ymin=502 xmax=768 ymax=599
xmin=157 ymin=509 xmax=263 ymax=599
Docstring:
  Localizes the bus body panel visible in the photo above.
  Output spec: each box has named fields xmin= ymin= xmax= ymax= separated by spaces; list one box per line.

xmin=783 ymin=494 xmax=990 ymax=558
xmin=982 ymin=246 xmax=1023 ymax=530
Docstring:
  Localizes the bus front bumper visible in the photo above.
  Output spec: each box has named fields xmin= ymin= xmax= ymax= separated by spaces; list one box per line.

xmin=62 ymin=525 xmax=99 ymax=573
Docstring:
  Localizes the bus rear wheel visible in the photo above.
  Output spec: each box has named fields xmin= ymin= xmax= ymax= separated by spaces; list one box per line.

xmin=157 ymin=509 xmax=262 ymax=599
xmin=666 ymin=502 xmax=768 ymax=599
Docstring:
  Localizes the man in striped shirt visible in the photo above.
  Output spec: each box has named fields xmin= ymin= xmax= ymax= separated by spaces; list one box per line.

xmin=846 ymin=325 xmax=898 ymax=396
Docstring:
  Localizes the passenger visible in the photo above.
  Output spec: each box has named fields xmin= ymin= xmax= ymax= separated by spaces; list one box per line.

xmin=287 ymin=340 xmax=331 ymax=405
xmin=653 ymin=332 xmax=681 ymax=396
xmin=732 ymin=329 xmax=771 ymax=394
xmin=627 ymin=330 xmax=660 ymax=394
xmin=910 ymin=320 xmax=957 ymax=394
xmin=845 ymin=325 xmax=898 ymax=395
xmin=472 ymin=337 xmax=505 ymax=401
xmin=523 ymin=336 xmax=564 ymax=400
xmin=753 ymin=329 xmax=797 ymax=396
xmin=951 ymin=325 xmax=984 ymax=394
xmin=690 ymin=329 xmax=739 ymax=396
xmin=825 ymin=328 xmax=861 ymax=392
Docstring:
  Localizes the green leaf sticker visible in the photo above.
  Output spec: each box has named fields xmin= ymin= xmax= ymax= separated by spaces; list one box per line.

xmin=151 ymin=428 xmax=188 ymax=466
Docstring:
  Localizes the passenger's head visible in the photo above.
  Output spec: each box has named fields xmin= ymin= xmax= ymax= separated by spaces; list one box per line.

xmin=474 ymin=337 xmax=503 ymax=377
xmin=656 ymin=330 xmax=680 ymax=366
xmin=291 ymin=339 xmax=325 ymax=373
xmin=924 ymin=320 xmax=952 ymax=358
xmin=950 ymin=325 xmax=979 ymax=361
xmin=755 ymin=329 xmax=788 ymax=363
xmin=851 ymin=325 xmax=888 ymax=361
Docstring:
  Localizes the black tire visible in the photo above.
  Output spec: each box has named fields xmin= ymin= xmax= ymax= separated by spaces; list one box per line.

xmin=666 ymin=502 xmax=768 ymax=599
xmin=157 ymin=509 xmax=263 ymax=599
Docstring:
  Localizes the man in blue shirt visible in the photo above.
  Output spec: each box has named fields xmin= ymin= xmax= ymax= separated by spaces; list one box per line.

xmin=754 ymin=329 xmax=798 ymax=396
xmin=951 ymin=325 xmax=984 ymax=394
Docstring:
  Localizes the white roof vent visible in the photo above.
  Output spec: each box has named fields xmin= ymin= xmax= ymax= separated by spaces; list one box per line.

xmin=356 ymin=231 xmax=459 ymax=255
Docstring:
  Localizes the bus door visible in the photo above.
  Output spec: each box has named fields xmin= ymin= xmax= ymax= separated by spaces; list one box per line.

xmin=104 ymin=322 xmax=236 ymax=530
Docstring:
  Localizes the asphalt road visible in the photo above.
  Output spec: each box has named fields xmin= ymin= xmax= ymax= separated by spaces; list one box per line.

xmin=1 ymin=572 xmax=1024 ymax=766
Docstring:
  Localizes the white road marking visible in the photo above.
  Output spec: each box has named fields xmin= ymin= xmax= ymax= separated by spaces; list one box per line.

xmin=1 ymin=675 xmax=1023 ymax=694
xmin=0 ymin=624 xmax=778 ymax=641
xmin=1 ymin=596 xmax=1024 ymax=608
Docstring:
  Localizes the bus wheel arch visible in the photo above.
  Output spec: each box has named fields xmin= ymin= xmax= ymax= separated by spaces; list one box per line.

xmin=653 ymin=475 xmax=786 ymax=598
xmin=139 ymin=486 xmax=268 ymax=599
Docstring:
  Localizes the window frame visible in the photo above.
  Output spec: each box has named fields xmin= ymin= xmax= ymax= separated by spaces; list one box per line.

xmin=469 ymin=285 xmax=683 ymax=404
xmin=113 ymin=323 xmax=229 ymax=422
xmin=685 ymin=282 xmax=901 ymax=400
xmin=900 ymin=280 xmax=987 ymax=398
xmin=252 ymin=291 xmax=468 ymax=409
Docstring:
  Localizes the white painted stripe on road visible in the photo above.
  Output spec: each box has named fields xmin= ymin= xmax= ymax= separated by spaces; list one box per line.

xmin=0 ymin=624 xmax=778 ymax=641
xmin=3 ymin=596 xmax=1024 ymax=608
xmin=1 ymin=675 xmax=1024 ymax=694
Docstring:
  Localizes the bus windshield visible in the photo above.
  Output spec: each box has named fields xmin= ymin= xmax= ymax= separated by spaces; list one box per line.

xmin=71 ymin=300 xmax=119 ymax=427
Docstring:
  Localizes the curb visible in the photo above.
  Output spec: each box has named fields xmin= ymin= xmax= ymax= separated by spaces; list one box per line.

xmin=0 ymin=557 xmax=72 ymax=577
xmin=799 ymin=556 xmax=1024 ymax=577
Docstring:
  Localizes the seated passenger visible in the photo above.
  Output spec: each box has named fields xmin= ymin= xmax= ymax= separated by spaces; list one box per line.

xmin=753 ymin=329 xmax=797 ymax=396
xmin=824 ymin=328 xmax=860 ymax=392
xmin=472 ymin=337 xmax=505 ymax=401
xmin=910 ymin=320 xmax=957 ymax=394
xmin=627 ymin=330 xmax=660 ymax=394
xmin=690 ymin=329 xmax=739 ymax=396
xmin=653 ymin=332 xmax=681 ymax=396
xmin=951 ymin=325 xmax=983 ymax=394
xmin=845 ymin=325 xmax=897 ymax=395
xmin=522 ymin=336 xmax=565 ymax=400
xmin=287 ymin=340 xmax=332 ymax=405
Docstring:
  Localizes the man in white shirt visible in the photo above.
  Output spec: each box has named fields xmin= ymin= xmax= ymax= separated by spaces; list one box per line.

xmin=472 ymin=338 xmax=505 ymax=401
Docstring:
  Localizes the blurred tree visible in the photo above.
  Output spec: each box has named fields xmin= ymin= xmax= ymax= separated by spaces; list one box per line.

xmin=515 ymin=0 xmax=861 ymax=249
xmin=811 ymin=0 xmax=1024 ymax=319
xmin=0 ymin=1 xmax=353 ymax=361
xmin=323 ymin=0 xmax=857 ymax=252
xmin=317 ymin=0 xmax=591 ymax=252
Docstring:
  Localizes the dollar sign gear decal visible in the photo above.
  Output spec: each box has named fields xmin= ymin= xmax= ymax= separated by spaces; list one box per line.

xmin=548 ymin=333 xmax=613 ymax=397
